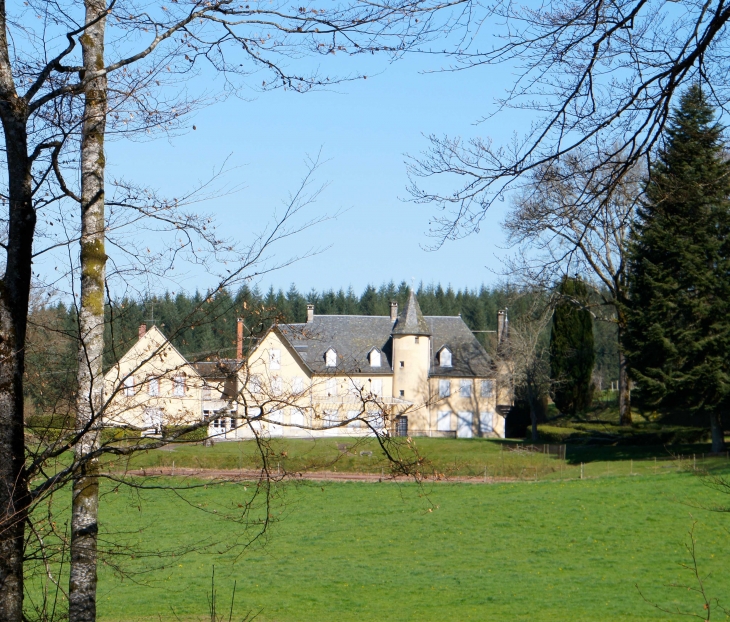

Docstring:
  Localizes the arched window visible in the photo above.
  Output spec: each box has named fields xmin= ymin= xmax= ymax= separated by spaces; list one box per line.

xmin=439 ymin=348 xmax=452 ymax=368
xmin=369 ymin=349 xmax=381 ymax=367
xmin=325 ymin=348 xmax=337 ymax=367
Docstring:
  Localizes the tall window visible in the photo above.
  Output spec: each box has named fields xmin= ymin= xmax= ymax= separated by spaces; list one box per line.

xmin=369 ymin=349 xmax=381 ymax=367
xmin=460 ymin=379 xmax=472 ymax=398
xmin=346 ymin=410 xmax=361 ymax=428
xmin=480 ymin=380 xmax=495 ymax=398
xmin=269 ymin=349 xmax=281 ymax=370
xmin=371 ymin=378 xmax=382 ymax=396
xmin=124 ymin=376 xmax=135 ymax=397
xmin=271 ymin=376 xmax=283 ymax=396
xmin=325 ymin=348 xmax=337 ymax=367
xmin=326 ymin=377 xmax=337 ymax=397
xmin=148 ymin=377 xmax=159 ymax=397
xmin=437 ymin=410 xmax=452 ymax=432
xmin=173 ymin=375 xmax=186 ymax=396
xmin=292 ymin=376 xmax=305 ymax=394
xmin=439 ymin=379 xmax=451 ymax=398
xmin=250 ymin=375 xmax=262 ymax=395
xmin=290 ymin=409 xmax=305 ymax=427
xmin=323 ymin=409 xmax=339 ymax=427
xmin=439 ymin=348 xmax=452 ymax=367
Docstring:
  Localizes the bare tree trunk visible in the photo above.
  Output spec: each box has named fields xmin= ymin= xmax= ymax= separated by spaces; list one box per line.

xmin=617 ymin=322 xmax=632 ymax=426
xmin=0 ymin=97 xmax=34 ymax=622
xmin=710 ymin=411 xmax=726 ymax=454
xmin=529 ymin=398 xmax=539 ymax=443
xmin=69 ymin=3 xmax=108 ymax=620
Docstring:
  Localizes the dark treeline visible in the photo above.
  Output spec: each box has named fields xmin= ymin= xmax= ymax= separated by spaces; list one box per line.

xmin=25 ymin=281 xmax=620 ymax=415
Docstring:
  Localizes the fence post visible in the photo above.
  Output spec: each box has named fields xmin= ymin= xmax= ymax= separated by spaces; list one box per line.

xmin=484 ymin=466 xmax=487 ymax=483
xmin=630 ymin=459 xmax=632 ymax=476
xmin=581 ymin=463 xmax=584 ymax=480
xmin=654 ymin=457 xmax=657 ymax=474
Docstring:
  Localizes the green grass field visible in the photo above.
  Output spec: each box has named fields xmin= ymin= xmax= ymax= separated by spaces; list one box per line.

xmin=117 ymin=436 xmax=730 ymax=480
xmin=90 ymin=463 xmax=730 ymax=621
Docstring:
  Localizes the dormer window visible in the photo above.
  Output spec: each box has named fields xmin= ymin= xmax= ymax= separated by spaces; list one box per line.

xmin=369 ymin=349 xmax=381 ymax=367
xmin=325 ymin=348 xmax=337 ymax=368
xmin=439 ymin=348 xmax=452 ymax=368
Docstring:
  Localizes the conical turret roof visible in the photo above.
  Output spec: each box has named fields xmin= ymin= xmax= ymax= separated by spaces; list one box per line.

xmin=392 ymin=290 xmax=431 ymax=336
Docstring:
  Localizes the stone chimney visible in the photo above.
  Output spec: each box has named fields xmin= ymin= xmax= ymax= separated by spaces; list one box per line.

xmin=306 ymin=304 xmax=314 ymax=323
xmin=138 ymin=323 xmax=147 ymax=341
xmin=390 ymin=301 xmax=398 ymax=321
xmin=236 ymin=318 xmax=244 ymax=360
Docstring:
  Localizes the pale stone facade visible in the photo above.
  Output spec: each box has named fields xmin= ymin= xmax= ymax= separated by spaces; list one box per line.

xmin=103 ymin=292 xmax=509 ymax=439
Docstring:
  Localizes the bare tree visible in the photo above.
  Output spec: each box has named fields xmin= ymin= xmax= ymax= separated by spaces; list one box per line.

xmin=498 ymin=294 xmax=553 ymax=442
xmin=503 ymin=150 xmax=643 ymax=425
xmin=0 ymin=0 xmax=472 ymax=617
xmin=408 ymin=1 xmax=729 ymax=280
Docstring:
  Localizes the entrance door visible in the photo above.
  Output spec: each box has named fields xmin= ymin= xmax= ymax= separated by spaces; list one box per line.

xmin=456 ymin=411 xmax=473 ymax=438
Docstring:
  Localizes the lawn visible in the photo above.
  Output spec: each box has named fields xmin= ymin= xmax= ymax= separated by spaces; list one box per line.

xmin=92 ymin=467 xmax=730 ymax=621
xmin=116 ymin=436 xmax=730 ymax=480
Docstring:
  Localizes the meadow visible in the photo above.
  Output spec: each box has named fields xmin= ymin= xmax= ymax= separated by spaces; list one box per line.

xmin=90 ymin=447 xmax=730 ymax=621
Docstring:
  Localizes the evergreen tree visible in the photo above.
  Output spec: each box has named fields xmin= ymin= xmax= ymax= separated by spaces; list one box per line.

xmin=624 ymin=85 xmax=730 ymax=452
xmin=550 ymin=276 xmax=595 ymax=416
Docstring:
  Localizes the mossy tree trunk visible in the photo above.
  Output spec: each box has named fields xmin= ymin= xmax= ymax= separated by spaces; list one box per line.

xmin=0 ymin=31 xmax=34 ymax=622
xmin=69 ymin=3 xmax=107 ymax=620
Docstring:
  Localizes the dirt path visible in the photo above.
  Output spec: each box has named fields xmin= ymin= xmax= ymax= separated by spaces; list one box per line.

xmin=115 ymin=466 xmax=520 ymax=484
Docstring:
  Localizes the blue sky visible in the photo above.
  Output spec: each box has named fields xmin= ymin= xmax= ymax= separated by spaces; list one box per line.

xmin=106 ymin=50 xmax=523 ymax=295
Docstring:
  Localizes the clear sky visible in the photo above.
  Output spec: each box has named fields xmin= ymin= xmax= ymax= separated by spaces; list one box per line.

xmin=105 ymin=50 xmax=523 ymax=296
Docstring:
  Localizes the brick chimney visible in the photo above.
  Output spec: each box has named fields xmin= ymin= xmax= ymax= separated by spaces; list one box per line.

xmin=138 ymin=323 xmax=147 ymax=341
xmin=237 ymin=318 xmax=244 ymax=360
xmin=390 ymin=301 xmax=398 ymax=321
xmin=307 ymin=304 xmax=314 ymax=323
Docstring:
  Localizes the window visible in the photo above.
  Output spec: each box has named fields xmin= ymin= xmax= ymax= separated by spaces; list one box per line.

xmin=202 ymin=384 xmax=212 ymax=400
xmin=348 ymin=378 xmax=363 ymax=396
xmin=437 ymin=410 xmax=452 ymax=432
xmin=415 ymin=336 xmax=420 ymax=344
xmin=399 ymin=390 xmax=405 ymax=397
xmin=460 ymin=379 xmax=472 ymax=398
xmin=480 ymin=380 xmax=495 ymax=398
xmin=439 ymin=379 xmax=451 ymax=398
xmin=369 ymin=349 xmax=381 ymax=367
xmin=290 ymin=409 xmax=305 ymax=427
xmin=148 ymin=377 xmax=159 ymax=397
xmin=124 ymin=376 xmax=135 ymax=397
xmin=346 ymin=410 xmax=361 ymax=429
xmin=292 ymin=376 xmax=305 ymax=394
xmin=439 ymin=348 xmax=452 ymax=367
xmin=250 ymin=375 xmax=262 ymax=395
xmin=479 ymin=411 xmax=494 ymax=435
xmin=269 ymin=348 xmax=281 ymax=370
xmin=325 ymin=377 xmax=337 ymax=397
xmin=399 ymin=361 xmax=404 ymax=368
xmin=271 ymin=376 xmax=283 ymax=396
xmin=323 ymin=409 xmax=339 ymax=428
xmin=325 ymin=348 xmax=337 ymax=367
xmin=371 ymin=378 xmax=382 ymax=396
xmin=173 ymin=375 xmax=186 ymax=397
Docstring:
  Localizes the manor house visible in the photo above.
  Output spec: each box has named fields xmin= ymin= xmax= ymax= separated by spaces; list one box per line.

xmin=103 ymin=291 xmax=509 ymax=439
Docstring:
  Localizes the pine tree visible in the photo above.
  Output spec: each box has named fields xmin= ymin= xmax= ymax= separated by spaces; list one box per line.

xmin=624 ymin=85 xmax=730 ymax=452
xmin=550 ymin=276 xmax=595 ymax=416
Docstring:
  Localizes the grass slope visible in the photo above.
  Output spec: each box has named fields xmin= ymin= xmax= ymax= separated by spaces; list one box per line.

xmin=96 ymin=471 xmax=730 ymax=621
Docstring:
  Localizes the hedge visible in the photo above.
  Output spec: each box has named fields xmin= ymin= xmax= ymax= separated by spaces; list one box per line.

xmin=536 ymin=423 xmax=709 ymax=446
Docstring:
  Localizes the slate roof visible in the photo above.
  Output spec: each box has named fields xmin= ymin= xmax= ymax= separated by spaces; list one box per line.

xmin=277 ymin=310 xmax=493 ymax=378
xmin=277 ymin=316 xmax=394 ymax=375
xmin=392 ymin=290 xmax=431 ymax=336
xmin=193 ymin=359 xmax=240 ymax=379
